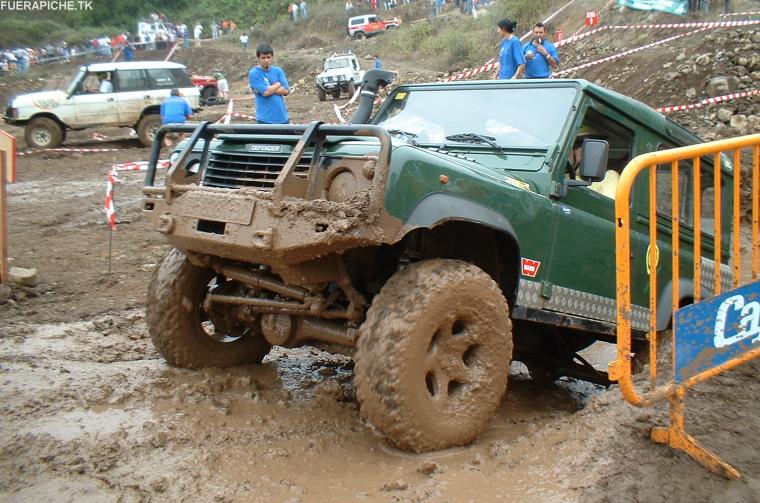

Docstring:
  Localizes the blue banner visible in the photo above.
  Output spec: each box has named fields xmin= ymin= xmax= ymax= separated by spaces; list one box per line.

xmin=616 ymin=0 xmax=688 ymax=15
xmin=674 ymin=280 xmax=760 ymax=383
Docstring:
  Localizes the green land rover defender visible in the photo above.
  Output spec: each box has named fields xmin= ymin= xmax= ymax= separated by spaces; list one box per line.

xmin=143 ymin=71 xmax=733 ymax=452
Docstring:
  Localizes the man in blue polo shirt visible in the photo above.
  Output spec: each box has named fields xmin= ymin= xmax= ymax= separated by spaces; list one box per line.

xmin=160 ymin=88 xmax=192 ymax=146
xmin=248 ymin=43 xmax=290 ymax=124
xmin=522 ymin=23 xmax=560 ymax=78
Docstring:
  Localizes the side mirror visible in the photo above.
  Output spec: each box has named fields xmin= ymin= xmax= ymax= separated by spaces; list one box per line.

xmin=578 ymin=139 xmax=608 ymax=182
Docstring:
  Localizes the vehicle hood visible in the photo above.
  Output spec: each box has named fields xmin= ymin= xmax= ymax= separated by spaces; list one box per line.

xmin=317 ymin=68 xmax=351 ymax=80
xmin=11 ymin=90 xmax=69 ymax=110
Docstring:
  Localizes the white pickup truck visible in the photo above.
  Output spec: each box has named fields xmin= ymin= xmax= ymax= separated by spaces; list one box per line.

xmin=4 ymin=61 xmax=200 ymax=148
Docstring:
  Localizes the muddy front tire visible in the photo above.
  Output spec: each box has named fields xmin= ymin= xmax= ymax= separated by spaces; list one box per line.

xmin=147 ymin=249 xmax=271 ymax=369
xmin=318 ymin=88 xmax=326 ymax=101
xmin=25 ymin=117 xmax=63 ymax=149
xmin=354 ymin=259 xmax=513 ymax=452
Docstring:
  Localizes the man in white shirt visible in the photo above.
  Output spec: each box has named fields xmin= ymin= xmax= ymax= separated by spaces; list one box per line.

xmin=98 ymin=73 xmax=114 ymax=93
xmin=215 ymin=72 xmax=229 ymax=102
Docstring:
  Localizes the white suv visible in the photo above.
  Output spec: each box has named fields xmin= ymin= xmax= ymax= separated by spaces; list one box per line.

xmin=316 ymin=53 xmax=365 ymax=101
xmin=4 ymin=61 xmax=200 ymax=148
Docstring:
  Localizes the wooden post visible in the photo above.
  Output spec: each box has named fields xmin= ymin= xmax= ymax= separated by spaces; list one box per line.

xmin=0 ymin=150 xmax=6 ymax=284
xmin=0 ymin=131 xmax=15 ymax=285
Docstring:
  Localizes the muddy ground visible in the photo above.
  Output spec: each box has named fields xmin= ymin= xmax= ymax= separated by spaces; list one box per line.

xmin=2 ymin=6 xmax=760 ymax=501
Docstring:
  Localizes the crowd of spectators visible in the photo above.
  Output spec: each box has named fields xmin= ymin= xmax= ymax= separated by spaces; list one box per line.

xmin=0 ymin=12 xmax=240 ymax=74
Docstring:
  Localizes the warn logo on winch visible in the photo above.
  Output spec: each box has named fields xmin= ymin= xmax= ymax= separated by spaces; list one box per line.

xmin=521 ymin=258 xmax=541 ymax=278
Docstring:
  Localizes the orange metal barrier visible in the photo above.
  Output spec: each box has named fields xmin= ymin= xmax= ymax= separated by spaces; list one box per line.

xmin=611 ymin=133 xmax=760 ymax=479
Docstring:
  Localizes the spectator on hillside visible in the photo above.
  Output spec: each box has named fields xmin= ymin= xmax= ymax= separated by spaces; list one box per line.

xmin=212 ymin=20 xmax=220 ymax=40
xmin=15 ymin=48 xmax=29 ymax=73
xmin=248 ymin=43 xmax=290 ymax=124
xmin=240 ymin=33 xmax=249 ymax=51
xmin=374 ymin=54 xmax=382 ymax=69
xmin=493 ymin=18 xmax=525 ymax=80
xmin=289 ymin=3 xmax=298 ymax=22
xmin=522 ymin=22 xmax=559 ymax=78
xmin=160 ymin=88 xmax=192 ymax=147
xmin=123 ymin=41 xmax=134 ymax=61
xmin=215 ymin=72 xmax=229 ymax=101
xmin=300 ymin=0 xmax=308 ymax=20
xmin=193 ymin=22 xmax=203 ymax=47
xmin=181 ymin=24 xmax=189 ymax=48
xmin=345 ymin=0 xmax=354 ymax=13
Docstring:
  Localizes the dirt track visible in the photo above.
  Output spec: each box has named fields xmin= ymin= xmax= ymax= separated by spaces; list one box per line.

xmin=2 ymin=11 xmax=760 ymax=501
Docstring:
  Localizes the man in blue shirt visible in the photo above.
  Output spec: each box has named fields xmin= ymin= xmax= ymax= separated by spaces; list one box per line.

xmin=522 ymin=23 xmax=560 ymax=78
xmin=494 ymin=18 xmax=525 ymax=80
xmin=374 ymin=54 xmax=382 ymax=69
xmin=160 ymin=88 xmax=192 ymax=146
xmin=248 ymin=43 xmax=290 ymax=124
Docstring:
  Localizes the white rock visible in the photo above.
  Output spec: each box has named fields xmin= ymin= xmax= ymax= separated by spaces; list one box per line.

xmin=8 ymin=266 xmax=37 ymax=287
xmin=729 ymin=114 xmax=748 ymax=130
xmin=716 ymin=108 xmax=734 ymax=123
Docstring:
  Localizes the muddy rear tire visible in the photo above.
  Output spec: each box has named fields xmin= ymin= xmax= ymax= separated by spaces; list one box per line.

xmin=147 ymin=249 xmax=271 ymax=369
xmin=137 ymin=113 xmax=163 ymax=148
xmin=354 ymin=259 xmax=513 ymax=452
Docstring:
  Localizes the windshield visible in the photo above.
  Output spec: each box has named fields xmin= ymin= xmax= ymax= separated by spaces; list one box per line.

xmin=373 ymin=86 xmax=578 ymax=147
xmin=326 ymin=58 xmax=351 ymax=70
xmin=66 ymin=69 xmax=86 ymax=95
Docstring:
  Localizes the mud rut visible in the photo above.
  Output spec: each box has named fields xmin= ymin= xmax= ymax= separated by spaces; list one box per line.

xmin=2 ymin=77 xmax=760 ymax=502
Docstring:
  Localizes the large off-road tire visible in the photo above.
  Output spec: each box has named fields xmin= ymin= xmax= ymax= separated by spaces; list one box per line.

xmin=201 ymin=86 xmax=218 ymax=101
xmin=137 ymin=113 xmax=163 ymax=148
xmin=354 ymin=259 xmax=513 ymax=452
xmin=146 ymin=249 xmax=271 ymax=369
xmin=347 ymin=80 xmax=356 ymax=97
xmin=354 ymin=31 xmax=366 ymax=39
xmin=318 ymin=88 xmax=326 ymax=101
xmin=25 ymin=117 xmax=63 ymax=149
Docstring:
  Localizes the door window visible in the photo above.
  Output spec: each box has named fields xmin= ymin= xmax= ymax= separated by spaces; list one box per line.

xmin=566 ymin=108 xmax=634 ymax=199
xmin=115 ymin=69 xmax=149 ymax=92
xmin=146 ymin=68 xmax=179 ymax=89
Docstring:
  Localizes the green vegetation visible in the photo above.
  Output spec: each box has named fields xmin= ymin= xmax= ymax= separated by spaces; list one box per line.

xmin=1 ymin=0 xmax=557 ymax=73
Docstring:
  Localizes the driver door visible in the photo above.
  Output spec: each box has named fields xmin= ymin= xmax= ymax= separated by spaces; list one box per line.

xmin=70 ymin=72 xmax=119 ymax=126
xmin=545 ymin=107 xmax=637 ymax=323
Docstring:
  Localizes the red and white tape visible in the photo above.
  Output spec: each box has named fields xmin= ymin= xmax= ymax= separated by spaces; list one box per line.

xmin=556 ymin=19 xmax=760 ymax=47
xmin=105 ymin=169 xmax=118 ymax=230
xmin=555 ymin=27 xmax=710 ymax=76
xmin=657 ymin=89 xmax=760 ymax=113
xmin=720 ymin=11 xmax=760 ymax=16
xmin=112 ymin=159 xmax=170 ymax=171
xmin=333 ymin=85 xmax=365 ymax=124
xmin=446 ymin=60 xmax=498 ymax=81
xmin=566 ymin=0 xmax=616 ymax=40
xmin=520 ymin=0 xmax=580 ymax=41
xmin=105 ymin=160 xmax=170 ymax=229
xmin=214 ymin=98 xmax=257 ymax=124
xmin=18 ymin=147 xmax=125 ymax=157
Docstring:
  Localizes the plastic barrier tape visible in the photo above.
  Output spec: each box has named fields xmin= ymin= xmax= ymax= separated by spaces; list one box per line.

xmin=657 ymin=89 xmax=760 ymax=113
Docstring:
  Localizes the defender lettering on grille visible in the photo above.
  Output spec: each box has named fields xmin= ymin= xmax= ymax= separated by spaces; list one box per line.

xmin=247 ymin=144 xmax=283 ymax=153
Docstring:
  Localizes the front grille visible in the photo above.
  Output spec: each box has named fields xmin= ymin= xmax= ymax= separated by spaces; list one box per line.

xmin=202 ymin=151 xmax=311 ymax=190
